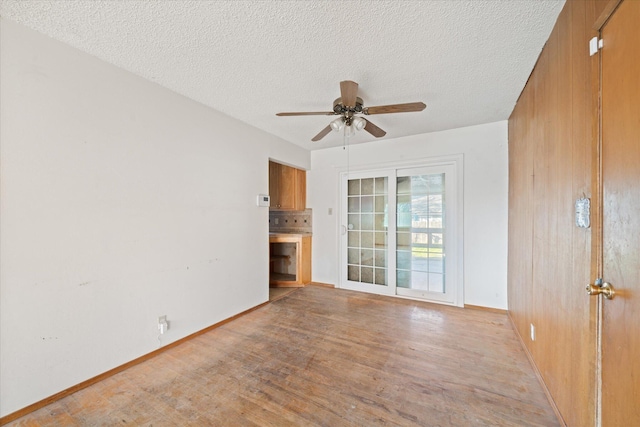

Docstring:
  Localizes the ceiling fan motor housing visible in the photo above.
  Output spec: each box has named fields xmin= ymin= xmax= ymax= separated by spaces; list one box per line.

xmin=333 ymin=97 xmax=364 ymax=114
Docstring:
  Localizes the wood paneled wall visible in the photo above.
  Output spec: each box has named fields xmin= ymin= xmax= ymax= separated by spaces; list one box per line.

xmin=508 ymin=1 xmax=607 ymax=425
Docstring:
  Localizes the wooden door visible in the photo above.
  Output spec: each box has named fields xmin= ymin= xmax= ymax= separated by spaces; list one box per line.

xmin=600 ymin=0 xmax=640 ymax=424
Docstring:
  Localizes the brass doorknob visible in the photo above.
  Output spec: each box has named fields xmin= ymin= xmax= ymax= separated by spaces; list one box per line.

xmin=586 ymin=282 xmax=615 ymax=299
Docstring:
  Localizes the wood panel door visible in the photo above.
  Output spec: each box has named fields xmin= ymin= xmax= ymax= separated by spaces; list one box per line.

xmin=599 ymin=0 xmax=640 ymax=424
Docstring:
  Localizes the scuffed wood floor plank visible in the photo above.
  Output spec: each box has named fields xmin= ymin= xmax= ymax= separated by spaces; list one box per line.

xmin=7 ymin=287 xmax=559 ymax=426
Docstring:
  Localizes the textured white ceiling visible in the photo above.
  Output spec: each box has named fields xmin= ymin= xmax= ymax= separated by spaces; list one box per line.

xmin=0 ymin=0 xmax=564 ymax=150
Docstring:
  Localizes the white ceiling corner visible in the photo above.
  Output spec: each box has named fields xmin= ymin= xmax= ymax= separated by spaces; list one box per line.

xmin=0 ymin=0 xmax=565 ymax=150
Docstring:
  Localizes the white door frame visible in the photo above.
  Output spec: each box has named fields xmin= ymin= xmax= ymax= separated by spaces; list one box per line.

xmin=337 ymin=155 xmax=464 ymax=307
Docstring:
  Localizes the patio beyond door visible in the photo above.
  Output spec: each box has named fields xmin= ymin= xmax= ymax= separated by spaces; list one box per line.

xmin=341 ymin=163 xmax=460 ymax=305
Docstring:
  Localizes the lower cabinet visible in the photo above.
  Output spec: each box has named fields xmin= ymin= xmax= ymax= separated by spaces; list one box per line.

xmin=269 ymin=234 xmax=311 ymax=287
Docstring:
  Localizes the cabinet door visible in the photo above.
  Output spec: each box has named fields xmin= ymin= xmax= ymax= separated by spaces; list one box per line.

xmin=277 ymin=164 xmax=296 ymax=210
xmin=269 ymin=161 xmax=281 ymax=208
xmin=269 ymin=161 xmax=306 ymax=210
xmin=294 ymin=168 xmax=306 ymax=210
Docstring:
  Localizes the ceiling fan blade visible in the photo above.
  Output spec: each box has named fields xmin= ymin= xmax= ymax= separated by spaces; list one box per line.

xmin=364 ymin=119 xmax=386 ymax=138
xmin=340 ymin=80 xmax=359 ymax=107
xmin=364 ymin=102 xmax=426 ymax=115
xmin=311 ymin=125 xmax=333 ymax=142
xmin=276 ymin=111 xmax=335 ymax=116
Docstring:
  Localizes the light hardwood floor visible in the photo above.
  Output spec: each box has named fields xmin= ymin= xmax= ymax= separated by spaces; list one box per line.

xmin=268 ymin=287 xmax=298 ymax=302
xmin=7 ymin=286 xmax=559 ymax=426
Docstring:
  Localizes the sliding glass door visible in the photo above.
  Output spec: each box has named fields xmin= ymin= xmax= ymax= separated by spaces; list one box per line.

xmin=395 ymin=166 xmax=457 ymax=303
xmin=341 ymin=163 xmax=460 ymax=305
xmin=341 ymin=170 xmax=396 ymax=295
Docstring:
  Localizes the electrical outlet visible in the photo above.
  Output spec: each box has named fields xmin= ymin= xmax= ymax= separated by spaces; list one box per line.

xmin=158 ymin=315 xmax=169 ymax=335
xmin=530 ymin=323 xmax=536 ymax=341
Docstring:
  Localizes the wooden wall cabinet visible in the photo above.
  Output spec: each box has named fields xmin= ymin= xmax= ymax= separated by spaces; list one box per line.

xmin=269 ymin=234 xmax=311 ymax=287
xmin=269 ymin=161 xmax=306 ymax=210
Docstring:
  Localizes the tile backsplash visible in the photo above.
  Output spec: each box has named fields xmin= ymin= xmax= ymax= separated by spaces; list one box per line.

xmin=269 ymin=209 xmax=312 ymax=233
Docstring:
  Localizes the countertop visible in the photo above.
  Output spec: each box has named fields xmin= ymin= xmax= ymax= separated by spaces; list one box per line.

xmin=269 ymin=232 xmax=312 ymax=237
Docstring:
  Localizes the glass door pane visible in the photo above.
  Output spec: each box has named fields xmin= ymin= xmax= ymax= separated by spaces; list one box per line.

xmin=342 ymin=171 xmax=396 ymax=295
xmin=395 ymin=165 xmax=457 ymax=304
xmin=396 ymin=173 xmax=445 ymax=292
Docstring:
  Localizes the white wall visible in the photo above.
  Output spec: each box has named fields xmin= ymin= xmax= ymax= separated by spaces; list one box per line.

xmin=308 ymin=121 xmax=508 ymax=309
xmin=0 ymin=18 xmax=309 ymax=417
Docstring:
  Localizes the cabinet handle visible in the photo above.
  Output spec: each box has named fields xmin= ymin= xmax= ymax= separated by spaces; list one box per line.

xmin=341 ymin=225 xmax=347 ymax=235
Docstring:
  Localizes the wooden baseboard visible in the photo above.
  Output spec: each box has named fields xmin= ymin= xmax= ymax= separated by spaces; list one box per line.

xmin=507 ymin=311 xmax=567 ymax=427
xmin=0 ymin=301 xmax=270 ymax=426
xmin=307 ymin=281 xmax=335 ymax=288
xmin=463 ymin=304 xmax=507 ymax=314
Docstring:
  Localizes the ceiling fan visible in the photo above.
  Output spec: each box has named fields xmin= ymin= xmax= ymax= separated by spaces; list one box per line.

xmin=276 ymin=80 xmax=426 ymax=142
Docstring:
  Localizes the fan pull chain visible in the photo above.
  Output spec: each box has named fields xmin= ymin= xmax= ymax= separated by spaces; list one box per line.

xmin=345 ymin=125 xmax=350 ymax=179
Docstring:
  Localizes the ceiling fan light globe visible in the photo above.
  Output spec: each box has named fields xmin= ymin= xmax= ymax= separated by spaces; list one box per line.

xmin=352 ymin=117 xmax=366 ymax=131
xmin=330 ymin=118 xmax=344 ymax=132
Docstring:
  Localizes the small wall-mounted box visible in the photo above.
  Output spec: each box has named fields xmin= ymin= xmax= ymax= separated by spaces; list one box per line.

xmin=257 ymin=194 xmax=270 ymax=207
